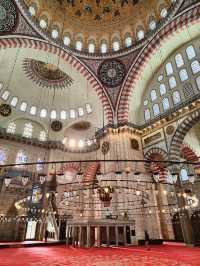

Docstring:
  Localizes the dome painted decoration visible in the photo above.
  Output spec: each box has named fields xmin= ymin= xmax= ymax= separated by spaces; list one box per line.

xmin=23 ymin=58 xmax=74 ymax=90
xmin=98 ymin=60 xmax=125 ymax=87
xmin=0 ymin=104 xmax=11 ymax=117
xmin=0 ymin=0 xmax=17 ymax=33
xmin=23 ymin=0 xmax=174 ymax=55
xmin=51 ymin=120 xmax=63 ymax=132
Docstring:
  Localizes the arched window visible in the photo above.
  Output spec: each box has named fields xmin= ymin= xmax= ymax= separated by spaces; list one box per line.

xmin=78 ymin=107 xmax=84 ymax=117
xmin=172 ymin=91 xmax=181 ymax=105
xmin=88 ymin=42 xmax=95 ymax=53
xmin=137 ymin=30 xmax=145 ymax=40
xmin=51 ymin=28 xmax=59 ymax=39
xmin=23 ymin=123 xmax=33 ymax=138
xmin=162 ymin=97 xmax=170 ymax=111
xmin=20 ymin=102 xmax=27 ymax=112
xmin=63 ymin=35 xmax=71 ymax=46
xmin=180 ymin=168 xmax=189 ymax=181
xmin=40 ymin=108 xmax=47 ymax=118
xmin=165 ymin=62 xmax=173 ymax=76
xmin=175 ymin=53 xmax=184 ymax=68
xmin=7 ymin=122 xmax=16 ymax=134
xmin=151 ymin=90 xmax=157 ymax=101
xmin=60 ymin=110 xmax=67 ymax=120
xmin=0 ymin=150 xmax=6 ymax=165
xmin=30 ymin=106 xmax=37 ymax=115
xmin=160 ymin=8 xmax=168 ymax=18
xmin=70 ymin=109 xmax=76 ymax=118
xmin=112 ymin=40 xmax=120 ymax=51
xmin=16 ymin=151 xmax=28 ymax=166
xmin=29 ymin=5 xmax=36 ymax=16
xmin=39 ymin=131 xmax=46 ymax=141
xmin=76 ymin=40 xmax=83 ymax=51
xmin=36 ymin=158 xmax=44 ymax=172
xmin=125 ymin=36 xmax=132 ymax=47
xmin=191 ymin=60 xmax=200 ymax=75
xmin=1 ymin=90 xmax=10 ymax=100
xmin=159 ymin=84 xmax=166 ymax=95
xmin=50 ymin=110 xmax=57 ymax=119
xmin=144 ymin=109 xmax=151 ymax=121
xmin=101 ymin=42 xmax=107 ymax=54
xmin=186 ymin=45 xmax=196 ymax=60
xmin=153 ymin=104 xmax=160 ymax=116
xmin=169 ymin=76 xmax=177 ymax=89
xmin=196 ymin=76 xmax=200 ymax=90
xmin=39 ymin=18 xmax=48 ymax=29
xmin=179 ymin=69 xmax=188 ymax=82
xmin=10 ymin=97 xmax=18 ymax=107
xmin=149 ymin=20 xmax=156 ymax=30
xmin=86 ymin=103 xmax=92 ymax=113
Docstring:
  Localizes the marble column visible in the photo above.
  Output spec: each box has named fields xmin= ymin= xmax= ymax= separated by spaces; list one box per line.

xmin=79 ymin=226 xmax=82 ymax=247
xmin=72 ymin=226 xmax=75 ymax=246
xmin=123 ymin=226 xmax=127 ymax=246
xmin=106 ymin=226 xmax=110 ymax=246
xmin=96 ymin=226 xmax=100 ymax=247
xmin=115 ymin=226 xmax=119 ymax=246
xmin=66 ymin=226 xmax=69 ymax=245
xmin=87 ymin=226 xmax=91 ymax=248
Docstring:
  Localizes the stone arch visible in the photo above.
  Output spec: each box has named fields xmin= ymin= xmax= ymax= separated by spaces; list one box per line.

xmin=181 ymin=144 xmax=198 ymax=163
xmin=144 ymin=147 xmax=168 ymax=181
xmin=0 ymin=37 xmax=113 ymax=123
xmin=169 ymin=110 xmax=200 ymax=161
xmin=117 ymin=7 xmax=200 ymax=123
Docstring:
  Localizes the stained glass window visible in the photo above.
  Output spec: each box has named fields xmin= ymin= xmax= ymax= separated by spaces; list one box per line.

xmin=180 ymin=168 xmax=188 ymax=181
xmin=7 ymin=122 xmax=16 ymax=134
xmin=175 ymin=53 xmax=184 ymax=68
xmin=172 ymin=91 xmax=181 ymax=105
xmin=153 ymin=104 xmax=160 ymax=116
xmin=23 ymin=123 xmax=33 ymax=138
xmin=165 ymin=62 xmax=173 ymax=76
xmin=40 ymin=108 xmax=47 ymax=118
xmin=39 ymin=131 xmax=46 ymax=141
xmin=0 ymin=150 xmax=6 ymax=165
xmin=159 ymin=84 xmax=166 ymax=95
xmin=144 ymin=109 xmax=151 ymax=121
xmin=151 ymin=90 xmax=157 ymax=101
xmin=169 ymin=76 xmax=177 ymax=89
xmin=16 ymin=151 xmax=28 ymax=166
xmin=50 ymin=110 xmax=57 ymax=119
xmin=162 ymin=97 xmax=170 ymax=111
xmin=10 ymin=97 xmax=18 ymax=107
xmin=1 ymin=90 xmax=10 ymax=100
xmin=186 ymin=45 xmax=196 ymax=60
xmin=191 ymin=60 xmax=200 ymax=75
xmin=179 ymin=69 xmax=188 ymax=82
xmin=20 ymin=102 xmax=27 ymax=112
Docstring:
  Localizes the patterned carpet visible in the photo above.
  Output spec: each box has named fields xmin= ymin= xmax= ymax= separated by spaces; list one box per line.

xmin=0 ymin=245 xmax=200 ymax=266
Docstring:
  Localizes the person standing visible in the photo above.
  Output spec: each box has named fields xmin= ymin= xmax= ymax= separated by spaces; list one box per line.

xmin=145 ymin=230 xmax=150 ymax=250
xmin=45 ymin=229 xmax=48 ymax=242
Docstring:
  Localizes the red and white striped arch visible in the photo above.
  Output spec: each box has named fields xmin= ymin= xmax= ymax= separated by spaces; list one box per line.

xmin=0 ymin=37 xmax=113 ymax=123
xmin=117 ymin=6 xmax=200 ymax=123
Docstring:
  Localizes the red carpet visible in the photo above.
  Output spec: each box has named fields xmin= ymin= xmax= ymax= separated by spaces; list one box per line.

xmin=0 ymin=244 xmax=199 ymax=266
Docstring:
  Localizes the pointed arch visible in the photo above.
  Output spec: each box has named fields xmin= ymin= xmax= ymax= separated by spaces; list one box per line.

xmin=0 ymin=37 xmax=113 ymax=123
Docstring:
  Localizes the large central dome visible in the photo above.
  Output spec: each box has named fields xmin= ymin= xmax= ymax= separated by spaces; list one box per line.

xmin=24 ymin=0 xmax=173 ymax=54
